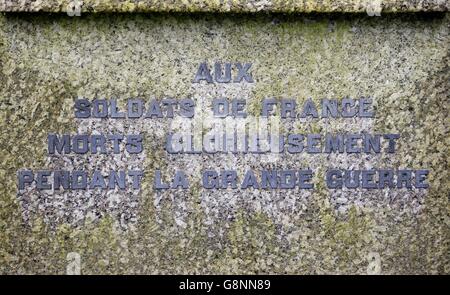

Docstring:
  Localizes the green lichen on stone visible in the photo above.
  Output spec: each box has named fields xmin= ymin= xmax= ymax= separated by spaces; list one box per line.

xmin=372 ymin=23 xmax=449 ymax=274
xmin=0 ymin=12 xmax=448 ymax=274
xmin=0 ymin=0 xmax=448 ymax=13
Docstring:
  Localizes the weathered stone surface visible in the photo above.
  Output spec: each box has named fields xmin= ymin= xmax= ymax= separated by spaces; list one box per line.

xmin=0 ymin=11 xmax=449 ymax=274
xmin=0 ymin=0 xmax=449 ymax=13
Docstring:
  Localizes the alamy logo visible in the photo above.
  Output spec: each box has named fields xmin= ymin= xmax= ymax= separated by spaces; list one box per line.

xmin=366 ymin=0 xmax=382 ymax=16
xmin=67 ymin=0 xmax=82 ymax=17
xmin=66 ymin=252 xmax=81 ymax=275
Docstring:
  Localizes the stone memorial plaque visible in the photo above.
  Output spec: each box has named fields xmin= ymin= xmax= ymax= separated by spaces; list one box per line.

xmin=0 ymin=1 xmax=448 ymax=275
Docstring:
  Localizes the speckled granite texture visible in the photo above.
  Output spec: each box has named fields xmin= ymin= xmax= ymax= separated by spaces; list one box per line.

xmin=0 ymin=11 xmax=449 ymax=274
xmin=0 ymin=0 xmax=449 ymax=13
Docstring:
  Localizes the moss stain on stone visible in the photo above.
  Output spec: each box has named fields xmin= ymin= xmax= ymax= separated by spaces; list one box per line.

xmin=0 ymin=12 xmax=448 ymax=274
